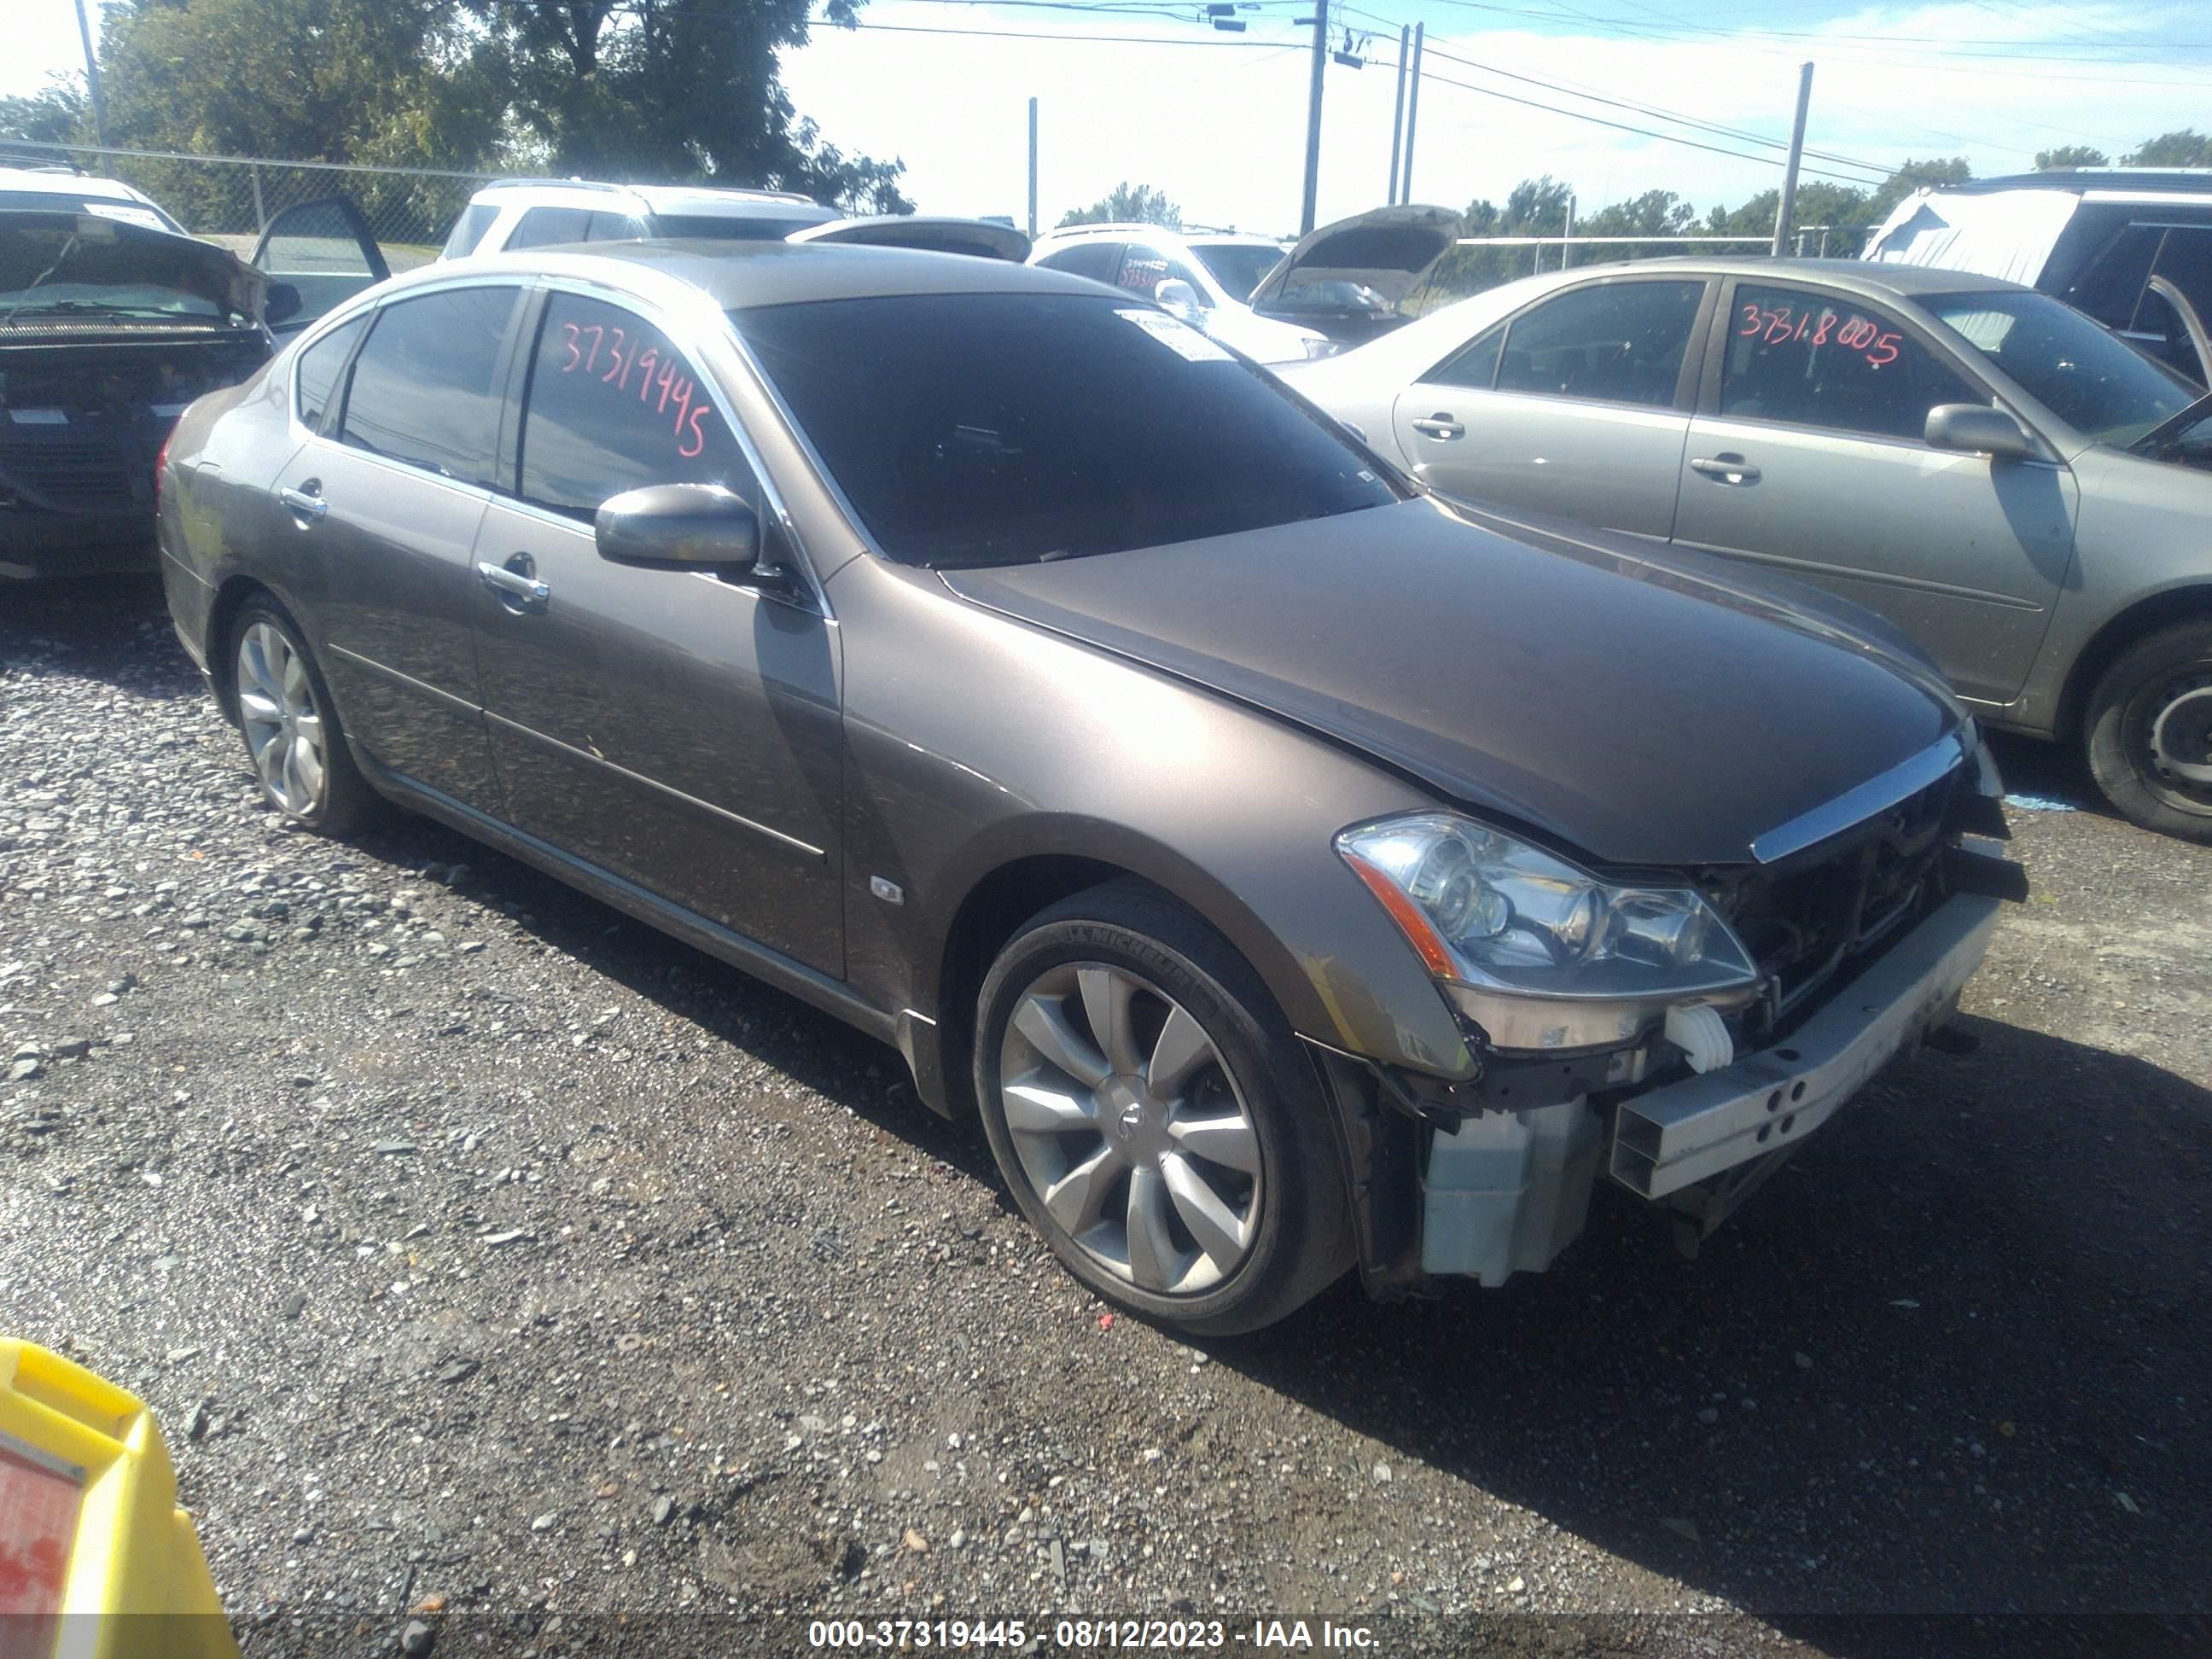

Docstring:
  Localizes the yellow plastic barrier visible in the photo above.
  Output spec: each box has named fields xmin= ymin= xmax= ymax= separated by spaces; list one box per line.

xmin=0 ymin=1339 xmax=238 ymax=1659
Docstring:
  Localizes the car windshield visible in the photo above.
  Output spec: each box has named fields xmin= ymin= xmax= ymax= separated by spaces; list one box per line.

xmin=1923 ymin=288 xmax=2198 ymax=446
xmin=1190 ymin=243 xmax=1281 ymax=300
xmin=0 ymin=190 xmax=181 ymax=233
xmin=734 ymin=291 xmax=1400 ymax=568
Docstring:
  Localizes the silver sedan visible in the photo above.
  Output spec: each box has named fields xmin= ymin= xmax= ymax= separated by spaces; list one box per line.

xmin=1285 ymin=257 xmax=2212 ymax=842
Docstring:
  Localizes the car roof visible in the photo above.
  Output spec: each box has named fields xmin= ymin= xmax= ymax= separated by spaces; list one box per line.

xmin=469 ymin=178 xmax=828 ymax=214
xmin=391 ymin=238 xmax=1110 ymax=308
xmin=1545 ymin=253 xmax=2036 ymax=300
xmin=0 ymin=166 xmax=154 ymax=202
xmin=1924 ymin=168 xmax=2212 ymax=200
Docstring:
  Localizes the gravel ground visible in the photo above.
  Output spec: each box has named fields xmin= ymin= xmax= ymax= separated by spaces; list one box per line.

xmin=3 ymin=577 xmax=2208 ymax=1658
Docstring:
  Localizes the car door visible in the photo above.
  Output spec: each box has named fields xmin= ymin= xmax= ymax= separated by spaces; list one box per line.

xmin=250 ymin=197 xmax=389 ymax=337
xmin=270 ymin=282 xmax=525 ymax=809
xmin=1388 ymin=276 xmax=1713 ymax=537
xmin=468 ymin=285 xmax=844 ymax=975
xmin=1670 ymin=278 xmax=2078 ymax=706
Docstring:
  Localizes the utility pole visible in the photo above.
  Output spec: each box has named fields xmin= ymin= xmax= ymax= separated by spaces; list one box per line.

xmin=1399 ymin=23 xmax=1423 ymax=203
xmin=1027 ymin=97 xmax=1039 ymax=239
xmin=1299 ymin=0 xmax=1329 ymax=234
xmin=73 ymin=0 xmax=109 ymax=150
xmin=1386 ymin=25 xmax=1410 ymax=206
xmin=1771 ymin=61 xmax=1813 ymax=258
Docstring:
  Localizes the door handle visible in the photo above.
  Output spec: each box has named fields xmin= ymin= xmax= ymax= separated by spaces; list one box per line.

xmin=476 ymin=559 xmax=550 ymax=610
xmin=1411 ymin=414 xmax=1465 ymax=440
xmin=278 ymin=484 xmax=326 ymax=522
xmin=1690 ymin=454 xmax=1761 ymax=485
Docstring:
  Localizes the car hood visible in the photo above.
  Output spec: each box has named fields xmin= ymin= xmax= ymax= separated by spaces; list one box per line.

xmin=1247 ymin=203 xmax=1462 ymax=315
xmin=939 ymin=498 xmax=1965 ymax=869
xmin=0 ymin=208 xmax=267 ymax=330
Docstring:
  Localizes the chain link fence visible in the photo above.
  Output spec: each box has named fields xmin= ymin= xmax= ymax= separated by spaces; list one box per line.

xmin=0 ymin=139 xmax=495 ymax=273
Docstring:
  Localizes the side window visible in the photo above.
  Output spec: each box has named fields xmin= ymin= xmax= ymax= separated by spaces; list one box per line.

xmin=585 ymin=212 xmax=643 ymax=242
xmin=2146 ymin=226 xmax=2212 ymax=326
xmin=294 ymin=315 xmax=366 ymax=432
xmin=441 ymin=203 xmax=498 ymax=259
xmin=1720 ymin=284 xmax=1981 ymax=443
xmin=508 ymin=206 xmax=594 ymax=249
xmin=1423 ymin=328 xmax=1502 ymax=390
xmin=337 ymin=286 xmax=518 ymax=486
xmin=2062 ymin=223 xmax=2161 ymax=329
xmin=517 ymin=293 xmax=751 ymax=521
xmin=1037 ymin=242 xmax=1121 ymax=283
xmin=1493 ymin=280 xmax=1705 ymax=406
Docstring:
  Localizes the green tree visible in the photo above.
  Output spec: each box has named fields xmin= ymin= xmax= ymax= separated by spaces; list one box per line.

xmin=2035 ymin=144 xmax=2110 ymax=170
xmin=2124 ymin=129 xmax=2212 ymax=167
xmin=462 ymin=0 xmax=910 ymax=212
xmin=1058 ymin=183 xmax=1182 ymax=229
xmin=0 ymin=79 xmax=89 ymax=149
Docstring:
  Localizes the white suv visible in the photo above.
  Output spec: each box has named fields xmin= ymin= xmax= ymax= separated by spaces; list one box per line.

xmin=1027 ymin=224 xmax=1336 ymax=364
xmin=439 ymin=178 xmax=836 ymax=259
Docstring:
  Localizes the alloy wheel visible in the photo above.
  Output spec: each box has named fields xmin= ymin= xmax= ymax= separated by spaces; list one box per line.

xmin=2143 ymin=672 xmax=2212 ymax=801
xmin=236 ymin=620 xmax=329 ymax=818
xmin=997 ymin=961 xmax=1264 ymax=1296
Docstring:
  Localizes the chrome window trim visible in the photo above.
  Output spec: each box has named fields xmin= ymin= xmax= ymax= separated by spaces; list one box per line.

xmin=1750 ymin=726 xmax=1972 ymax=865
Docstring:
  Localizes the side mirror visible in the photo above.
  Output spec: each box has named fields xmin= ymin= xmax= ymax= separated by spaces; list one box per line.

xmin=1925 ymin=403 xmax=2035 ymax=460
xmin=264 ymin=282 xmax=303 ymax=324
xmin=1154 ymin=277 xmax=1204 ymax=322
xmin=595 ymin=482 xmax=760 ymax=573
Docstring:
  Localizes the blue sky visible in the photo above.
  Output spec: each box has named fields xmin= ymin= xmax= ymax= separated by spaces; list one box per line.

xmin=11 ymin=0 xmax=2208 ymax=233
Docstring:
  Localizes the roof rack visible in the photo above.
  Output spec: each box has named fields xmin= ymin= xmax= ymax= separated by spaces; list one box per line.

xmin=475 ymin=177 xmax=636 ymax=195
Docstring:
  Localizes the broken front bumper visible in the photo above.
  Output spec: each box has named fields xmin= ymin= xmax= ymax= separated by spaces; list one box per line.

xmin=1608 ymin=890 xmax=2003 ymax=1202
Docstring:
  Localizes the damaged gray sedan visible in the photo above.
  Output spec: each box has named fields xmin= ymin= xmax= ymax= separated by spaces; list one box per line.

xmin=156 ymin=243 xmax=2023 ymax=1332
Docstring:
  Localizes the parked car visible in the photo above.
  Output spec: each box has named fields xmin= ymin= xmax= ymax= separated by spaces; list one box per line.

xmin=1284 ymin=256 xmax=2212 ymax=841
xmin=1866 ymin=168 xmax=2212 ymax=382
xmin=0 ymin=164 xmax=187 ymax=234
xmin=1030 ymin=205 xmax=1464 ymax=360
xmin=156 ymin=242 xmax=2019 ymax=1331
xmin=789 ymin=215 xmax=1029 ymax=261
xmin=1 ymin=201 xmax=293 ymax=580
xmin=439 ymin=178 xmax=839 ymax=260
xmin=1028 ymin=223 xmax=1330 ymax=363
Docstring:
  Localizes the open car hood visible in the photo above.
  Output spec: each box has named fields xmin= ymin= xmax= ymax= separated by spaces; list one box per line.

xmin=0 ymin=209 xmax=267 ymax=329
xmin=1247 ymin=203 xmax=1461 ymax=316
xmin=786 ymin=215 xmax=1031 ymax=262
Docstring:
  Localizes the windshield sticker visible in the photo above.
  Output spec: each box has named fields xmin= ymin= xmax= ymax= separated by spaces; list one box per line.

xmin=1115 ymin=308 xmax=1234 ymax=363
xmin=8 ymin=409 xmax=67 ymax=425
xmin=82 ymin=202 xmax=172 ymax=233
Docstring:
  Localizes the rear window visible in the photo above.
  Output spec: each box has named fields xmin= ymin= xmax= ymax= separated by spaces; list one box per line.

xmin=338 ymin=286 xmax=517 ymax=486
xmin=734 ymin=292 xmax=1399 ymax=568
xmin=651 ymin=214 xmax=815 ymax=241
xmin=441 ymin=203 xmax=498 ymax=259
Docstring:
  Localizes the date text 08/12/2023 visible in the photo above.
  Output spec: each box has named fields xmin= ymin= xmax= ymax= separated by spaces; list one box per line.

xmin=805 ymin=1618 xmax=1380 ymax=1650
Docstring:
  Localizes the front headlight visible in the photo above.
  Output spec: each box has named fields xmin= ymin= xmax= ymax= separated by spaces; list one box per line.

xmin=1301 ymin=335 xmax=1342 ymax=359
xmin=1336 ymin=812 xmax=1758 ymax=1050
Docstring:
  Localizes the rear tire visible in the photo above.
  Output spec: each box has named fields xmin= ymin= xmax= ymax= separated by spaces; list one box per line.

xmin=2084 ymin=620 xmax=2212 ymax=844
xmin=227 ymin=597 xmax=387 ymax=837
xmin=973 ymin=883 xmax=1353 ymax=1336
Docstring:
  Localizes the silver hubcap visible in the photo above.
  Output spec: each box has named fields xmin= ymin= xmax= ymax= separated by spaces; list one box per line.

xmin=998 ymin=963 xmax=1263 ymax=1296
xmin=2147 ymin=678 xmax=2212 ymax=789
xmin=236 ymin=620 xmax=328 ymax=817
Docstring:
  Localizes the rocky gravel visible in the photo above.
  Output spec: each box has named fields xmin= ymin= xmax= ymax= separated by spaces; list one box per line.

xmin=3 ymin=576 xmax=2208 ymax=1657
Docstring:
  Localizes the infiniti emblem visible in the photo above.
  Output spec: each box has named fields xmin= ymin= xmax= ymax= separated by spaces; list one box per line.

xmin=1116 ymin=1102 xmax=1144 ymax=1141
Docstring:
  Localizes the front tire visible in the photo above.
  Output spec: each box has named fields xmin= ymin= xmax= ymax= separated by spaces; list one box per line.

xmin=974 ymin=884 xmax=1353 ymax=1336
xmin=228 ymin=597 xmax=385 ymax=836
xmin=2084 ymin=620 xmax=2212 ymax=844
